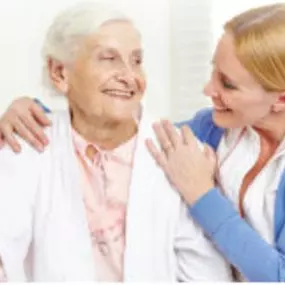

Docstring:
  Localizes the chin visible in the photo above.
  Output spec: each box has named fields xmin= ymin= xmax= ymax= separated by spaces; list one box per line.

xmin=212 ymin=110 xmax=244 ymax=129
xmin=106 ymin=113 xmax=135 ymax=124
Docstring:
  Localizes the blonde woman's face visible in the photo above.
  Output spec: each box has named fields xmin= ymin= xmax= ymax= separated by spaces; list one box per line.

xmin=203 ymin=33 xmax=279 ymax=129
xmin=65 ymin=20 xmax=146 ymax=123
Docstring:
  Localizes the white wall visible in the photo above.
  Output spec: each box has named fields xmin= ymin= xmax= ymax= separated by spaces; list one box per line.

xmin=168 ymin=0 xmax=282 ymax=121
xmin=169 ymin=0 xmax=212 ymax=121
xmin=0 ymin=0 xmax=171 ymax=118
xmin=0 ymin=0 xmax=281 ymax=120
xmin=211 ymin=0 xmax=282 ymax=47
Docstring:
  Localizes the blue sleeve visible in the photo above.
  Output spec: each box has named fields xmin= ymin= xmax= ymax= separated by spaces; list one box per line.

xmin=175 ymin=108 xmax=213 ymax=139
xmin=189 ymin=188 xmax=285 ymax=281
xmin=33 ymin=98 xmax=51 ymax=113
xmin=175 ymin=108 xmax=224 ymax=150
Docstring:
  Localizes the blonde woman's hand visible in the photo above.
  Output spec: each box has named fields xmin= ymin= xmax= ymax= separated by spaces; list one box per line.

xmin=146 ymin=120 xmax=217 ymax=205
xmin=0 ymin=97 xmax=51 ymax=153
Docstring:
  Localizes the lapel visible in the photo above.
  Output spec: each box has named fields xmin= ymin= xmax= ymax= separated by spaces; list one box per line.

xmin=51 ymin=111 xmax=96 ymax=281
xmin=274 ymin=170 xmax=285 ymax=246
xmin=123 ymin=111 xmax=160 ymax=281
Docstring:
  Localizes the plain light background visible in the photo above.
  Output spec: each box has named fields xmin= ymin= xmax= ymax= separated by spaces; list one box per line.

xmin=0 ymin=0 xmax=280 ymax=120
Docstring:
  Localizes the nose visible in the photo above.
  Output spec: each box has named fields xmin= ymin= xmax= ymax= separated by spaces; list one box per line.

xmin=203 ymin=77 xmax=219 ymax=99
xmin=115 ymin=64 xmax=137 ymax=88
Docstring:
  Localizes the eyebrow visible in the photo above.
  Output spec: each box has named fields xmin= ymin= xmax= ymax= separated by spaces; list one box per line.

xmin=132 ymin=49 xmax=143 ymax=57
xmin=211 ymin=58 xmax=238 ymax=86
xmin=92 ymin=45 xmax=143 ymax=56
xmin=220 ymin=72 xmax=238 ymax=86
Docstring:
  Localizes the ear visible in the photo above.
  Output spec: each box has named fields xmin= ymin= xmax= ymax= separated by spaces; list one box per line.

xmin=47 ymin=57 xmax=69 ymax=94
xmin=271 ymin=91 xmax=285 ymax=113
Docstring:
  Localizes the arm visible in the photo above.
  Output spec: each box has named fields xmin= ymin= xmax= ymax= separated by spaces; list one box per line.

xmin=189 ymin=188 xmax=285 ymax=282
xmin=175 ymin=201 xmax=233 ymax=281
xmin=147 ymin=119 xmax=285 ymax=282
xmin=0 ymin=97 xmax=51 ymax=152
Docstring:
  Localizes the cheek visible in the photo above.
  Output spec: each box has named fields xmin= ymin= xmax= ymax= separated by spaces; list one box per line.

xmin=139 ymin=78 xmax=146 ymax=93
xmin=68 ymin=72 xmax=102 ymax=103
xmin=227 ymin=96 xmax=272 ymax=122
xmin=135 ymin=71 xmax=147 ymax=93
xmin=219 ymin=90 xmax=247 ymax=109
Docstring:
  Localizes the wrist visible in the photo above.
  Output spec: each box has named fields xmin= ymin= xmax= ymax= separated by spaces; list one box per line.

xmin=184 ymin=182 xmax=215 ymax=205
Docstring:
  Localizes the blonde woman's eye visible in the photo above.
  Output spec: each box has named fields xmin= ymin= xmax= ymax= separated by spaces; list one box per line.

xmin=223 ymin=80 xmax=236 ymax=90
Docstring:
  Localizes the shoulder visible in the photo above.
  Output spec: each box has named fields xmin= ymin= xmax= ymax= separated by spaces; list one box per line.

xmin=175 ymin=108 xmax=214 ymax=130
xmin=0 ymin=138 xmax=41 ymax=171
xmin=0 ymin=140 xmax=42 ymax=211
xmin=175 ymin=108 xmax=225 ymax=149
xmin=45 ymin=110 xmax=71 ymax=140
xmin=0 ymin=111 xmax=71 ymax=206
xmin=0 ymin=111 xmax=70 ymax=181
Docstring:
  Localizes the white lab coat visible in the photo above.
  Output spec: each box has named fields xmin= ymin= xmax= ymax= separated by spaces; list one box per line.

xmin=0 ymin=109 xmax=232 ymax=281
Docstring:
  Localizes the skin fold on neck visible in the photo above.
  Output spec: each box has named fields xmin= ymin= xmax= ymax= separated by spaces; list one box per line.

xmin=70 ymin=108 xmax=138 ymax=150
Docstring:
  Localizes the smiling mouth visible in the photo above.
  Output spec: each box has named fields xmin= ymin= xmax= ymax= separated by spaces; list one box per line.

xmin=212 ymin=101 xmax=231 ymax=112
xmin=214 ymin=105 xmax=231 ymax=112
xmin=103 ymin=89 xmax=135 ymax=99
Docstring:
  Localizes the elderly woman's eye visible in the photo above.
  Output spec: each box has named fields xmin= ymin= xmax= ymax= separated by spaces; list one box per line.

xmin=99 ymin=54 xmax=115 ymax=61
xmin=136 ymin=58 xmax=142 ymax=65
xmin=133 ymin=57 xmax=142 ymax=65
xmin=103 ymin=56 xmax=115 ymax=61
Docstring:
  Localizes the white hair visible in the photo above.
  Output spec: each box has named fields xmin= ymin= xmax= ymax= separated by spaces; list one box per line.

xmin=41 ymin=1 xmax=132 ymax=92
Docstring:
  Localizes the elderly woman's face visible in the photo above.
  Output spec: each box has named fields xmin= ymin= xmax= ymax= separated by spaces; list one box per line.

xmin=66 ymin=20 xmax=146 ymax=122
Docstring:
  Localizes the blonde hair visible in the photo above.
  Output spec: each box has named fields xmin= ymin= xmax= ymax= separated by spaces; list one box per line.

xmin=224 ymin=3 xmax=285 ymax=91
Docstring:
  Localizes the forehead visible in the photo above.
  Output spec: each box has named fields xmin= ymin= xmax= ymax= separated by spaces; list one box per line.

xmin=85 ymin=21 xmax=142 ymax=52
xmin=214 ymin=33 xmax=259 ymax=87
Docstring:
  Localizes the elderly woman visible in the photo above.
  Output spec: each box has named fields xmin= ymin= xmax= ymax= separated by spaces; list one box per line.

xmin=0 ymin=2 xmax=232 ymax=282
xmin=2 ymin=2 xmax=285 ymax=283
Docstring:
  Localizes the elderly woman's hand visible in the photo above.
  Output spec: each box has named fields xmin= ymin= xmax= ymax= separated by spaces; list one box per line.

xmin=0 ymin=97 xmax=51 ymax=153
xmin=146 ymin=120 xmax=217 ymax=205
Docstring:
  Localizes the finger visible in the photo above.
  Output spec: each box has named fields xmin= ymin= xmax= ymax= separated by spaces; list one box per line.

xmin=152 ymin=122 xmax=174 ymax=153
xmin=181 ymin=125 xmax=198 ymax=147
xmin=162 ymin=120 xmax=181 ymax=148
xmin=30 ymin=103 xmax=51 ymax=127
xmin=204 ymin=144 xmax=216 ymax=164
xmin=145 ymin=138 xmax=168 ymax=168
xmin=20 ymin=114 xmax=49 ymax=145
xmin=0 ymin=132 xmax=4 ymax=149
xmin=14 ymin=119 xmax=44 ymax=152
xmin=1 ymin=125 xmax=21 ymax=153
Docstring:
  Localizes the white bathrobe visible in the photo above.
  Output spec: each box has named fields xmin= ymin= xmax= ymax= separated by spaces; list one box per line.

xmin=0 ymin=110 xmax=232 ymax=282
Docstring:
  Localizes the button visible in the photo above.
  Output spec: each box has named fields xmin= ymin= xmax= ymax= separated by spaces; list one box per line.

xmin=85 ymin=145 xmax=97 ymax=162
xmin=103 ymin=153 xmax=109 ymax=161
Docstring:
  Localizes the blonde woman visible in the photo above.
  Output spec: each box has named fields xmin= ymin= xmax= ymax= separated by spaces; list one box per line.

xmin=147 ymin=3 xmax=285 ymax=282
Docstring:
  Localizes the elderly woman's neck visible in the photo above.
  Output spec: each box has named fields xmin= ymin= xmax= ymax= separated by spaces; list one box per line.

xmin=71 ymin=112 xmax=138 ymax=150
